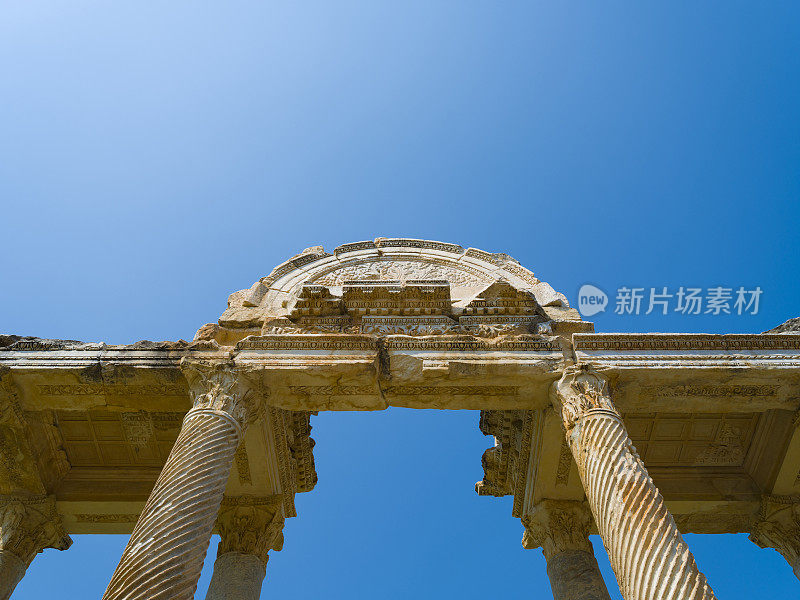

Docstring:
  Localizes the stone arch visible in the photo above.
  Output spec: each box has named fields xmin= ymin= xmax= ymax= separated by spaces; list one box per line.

xmin=203 ymin=238 xmax=572 ymax=344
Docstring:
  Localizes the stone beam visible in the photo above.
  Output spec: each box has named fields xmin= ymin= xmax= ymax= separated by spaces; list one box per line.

xmin=573 ymin=334 xmax=800 ymax=413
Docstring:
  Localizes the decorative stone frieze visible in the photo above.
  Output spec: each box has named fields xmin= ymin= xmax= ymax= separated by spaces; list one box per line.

xmin=0 ymin=376 xmax=51 ymax=496
xmin=476 ymin=410 xmax=543 ymax=519
xmin=211 ymin=239 xmax=574 ymax=343
xmin=0 ymin=494 xmax=71 ymax=600
xmin=551 ymin=366 xmax=718 ymax=600
xmin=476 ymin=410 xmax=529 ymax=498
xmin=749 ymin=495 xmax=800 ymax=580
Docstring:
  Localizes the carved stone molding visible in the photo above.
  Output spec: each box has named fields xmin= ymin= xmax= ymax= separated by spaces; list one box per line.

xmin=0 ymin=495 xmax=71 ymax=565
xmin=0 ymin=374 xmax=25 ymax=428
xmin=522 ymin=500 xmax=593 ymax=560
xmin=551 ymin=366 xmax=616 ymax=432
xmin=216 ymin=495 xmax=285 ymax=565
xmin=749 ymin=495 xmax=800 ymax=578
xmin=267 ymin=407 xmax=318 ymax=519
xmin=0 ymin=376 xmax=50 ymax=496
xmin=475 ymin=410 xmax=540 ymax=518
xmin=477 ymin=412 xmax=525 ymax=492
xmin=181 ymin=359 xmax=262 ymax=432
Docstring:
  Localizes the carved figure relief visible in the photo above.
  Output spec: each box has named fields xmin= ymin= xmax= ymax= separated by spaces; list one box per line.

xmin=310 ymin=259 xmax=493 ymax=287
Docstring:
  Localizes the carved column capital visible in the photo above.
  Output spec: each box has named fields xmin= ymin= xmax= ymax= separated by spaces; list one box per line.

xmin=522 ymin=499 xmax=593 ymax=560
xmin=216 ymin=495 xmax=285 ymax=565
xmin=180 ymin=359 xmax=263 ymax=432
xmin=0 ymin=495 xmax=71 ymax=565
xmin=551 ymin=366 xmax=616 ymax=431
xmin=749 ymin=495 xmax=800 ymax=576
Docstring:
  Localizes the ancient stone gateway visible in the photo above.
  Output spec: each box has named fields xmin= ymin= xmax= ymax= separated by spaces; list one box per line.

xmin=1 ymin=238 xmax=799 ymax=599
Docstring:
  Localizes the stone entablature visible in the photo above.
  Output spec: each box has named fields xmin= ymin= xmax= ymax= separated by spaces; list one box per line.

xmin=1 ymin=239 xmax=800 ymax=598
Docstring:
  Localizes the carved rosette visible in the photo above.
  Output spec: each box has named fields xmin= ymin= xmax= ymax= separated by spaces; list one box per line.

xmin=0 ymin=495 xmax=71 ymax=565
xmin=749 ymin=496 xmax=800 ymax=579
xmin=103 ymin=360 xmax=262 ymax=600
xmin=522 ymin=500 xmax=593 ymax=560
xmin=551 ymin=366 xmax=718 ymax=600
xmin=216 ymin=496 xmax=285 ymax=565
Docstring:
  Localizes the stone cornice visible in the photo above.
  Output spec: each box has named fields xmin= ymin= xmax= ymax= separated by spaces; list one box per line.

xmin=573 ymin=333 xmax=800 ymax=370
xmin=574 ymin=333 xmax=800 ymax=352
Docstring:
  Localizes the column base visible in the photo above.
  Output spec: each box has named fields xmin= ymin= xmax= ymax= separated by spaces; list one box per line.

xmin=0 ymin=550 xmax=28 ymax=600
xmin=205 ymin=552 xmax=267 ymax=600
xmin=546 ymin=549 xmax=612 ymax=600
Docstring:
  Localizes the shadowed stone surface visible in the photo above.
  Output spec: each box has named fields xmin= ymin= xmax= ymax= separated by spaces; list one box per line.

xmin=0 ymin=550 xmax=26 ymax=600
xmin=205 ymin=552 xmax=266 ymax=600
xmin=547 ymin=549 xmax=612 ymax=600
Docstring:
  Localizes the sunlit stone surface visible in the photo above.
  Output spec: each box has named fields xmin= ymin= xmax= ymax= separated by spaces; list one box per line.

xmin=1 ymin=239 xmax=799 ymax=598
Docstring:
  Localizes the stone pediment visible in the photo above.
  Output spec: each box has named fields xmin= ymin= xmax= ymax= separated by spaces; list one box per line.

xmin=209 ymin=239 xmax=575 ymax=345
xmin=341 ymin=280 xmax=452 ymax=317
xmin=459 ymin=281 xmax=541 ymax=315
xmin=288 ymin=285 xmax=345 ymax=318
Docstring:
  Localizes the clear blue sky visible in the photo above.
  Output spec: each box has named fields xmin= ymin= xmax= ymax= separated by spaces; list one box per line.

xmin=2 ymin=2 xmax=799 ymax=598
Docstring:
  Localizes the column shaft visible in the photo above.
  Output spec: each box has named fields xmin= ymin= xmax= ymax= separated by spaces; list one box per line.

xmin=523 ymin=499 xmax=612 ymax=600
xmin=103 ymin=361 xmax=257 ymax=600
xmin=547 ymin=549 xmax=611 ymax=600
xmin=553 ymin=367 xmax=717 ymax=600
xmin=0 ymin=550 xmax=27 ymax=600
xmin=204 ymin=495 xmax=285 ymax=600
xmin=205 ymin=552 xmax=266 ymax=600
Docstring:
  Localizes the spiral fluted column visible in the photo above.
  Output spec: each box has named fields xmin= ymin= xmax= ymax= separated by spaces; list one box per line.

xmin=551 ymin=366 xmax=717 ymax=600
xmin=102 ymin=360 xmax=259 ymax=600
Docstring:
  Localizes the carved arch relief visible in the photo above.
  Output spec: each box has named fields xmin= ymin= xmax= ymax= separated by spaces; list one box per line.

xmin=211 ymin=239 xmax=571 ymax=338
